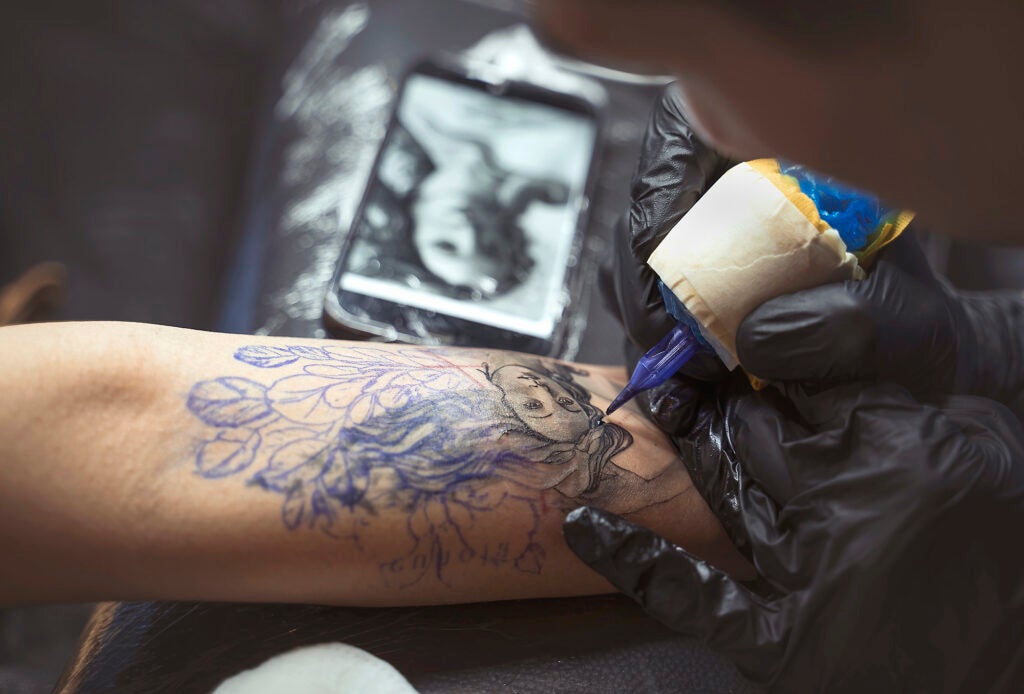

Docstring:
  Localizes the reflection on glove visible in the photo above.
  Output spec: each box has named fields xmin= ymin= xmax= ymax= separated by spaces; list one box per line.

xmin=737 ymin=231 xmax=1024 ymax=409
xmin=606 ymin=85 xmax=736 ymax=380
xmin=636 ymin=371 xmax=751 ymax=553
xmin=566 ymin=383 xmax=1024 ymax=692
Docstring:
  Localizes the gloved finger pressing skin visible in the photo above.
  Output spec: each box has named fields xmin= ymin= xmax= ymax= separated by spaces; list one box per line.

xmin=735 ymin=231 xmax=960 ymax=395
xmin=638 ymin=376 xmax=702 ymax=434
xmin=645 ymin=371 xmax=755 ymax=551
xmin=727 ymin=389 xmax=858 ymax=589
xmin=562 ymin=506 xmax=785 ymax=676
xmin=569 ymin=381 xmax=1024 ymax=691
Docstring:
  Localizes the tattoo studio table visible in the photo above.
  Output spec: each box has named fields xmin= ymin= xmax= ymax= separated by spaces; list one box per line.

xmin=58 ymin=2 xmax=761 ymax=691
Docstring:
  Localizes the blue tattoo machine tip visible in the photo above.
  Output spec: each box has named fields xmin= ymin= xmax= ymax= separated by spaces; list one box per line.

xmin=605 ymin=386 xmax=639 ymax=416
xmin=606 ymin=323 xmax=702 ymax=416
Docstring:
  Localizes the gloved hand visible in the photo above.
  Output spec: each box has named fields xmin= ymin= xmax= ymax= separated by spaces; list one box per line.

xmin=566 ymin=383 xmax=1024 ymax=692
xmin=635 ymin=371 xmax=752 ymax=553
xmin=605 ymin=84 xmax=736 ymax=381
xmin=737 ymin=230 xmax=1024 ymax=409
xmin=613 ymin=91 xmax=1024 ymax=407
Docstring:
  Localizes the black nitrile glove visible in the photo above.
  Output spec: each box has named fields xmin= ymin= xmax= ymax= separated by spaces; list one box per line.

xmin=737 ymin=231 xmax=1024 ymax=410
xmin=566 ymin=383 xmax=1024 ymax=692
xmin=605 ymin=84 xmax=736 ymax=381
xmin=635 ymin=371 xmax=752 ymax=553
xmin=606 ymin=86 xmax=746 ymax=543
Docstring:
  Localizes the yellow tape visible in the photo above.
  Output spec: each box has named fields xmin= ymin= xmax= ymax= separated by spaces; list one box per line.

xmin=857 ymin=209 xmax=916 ymax=267
xmin=743 ymin=159 xmax=914 ymax=389
xmin=747 ymin=158 xmax=834 ymax=236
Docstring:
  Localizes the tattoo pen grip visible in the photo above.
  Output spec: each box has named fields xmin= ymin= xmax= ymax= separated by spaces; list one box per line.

xmin=607 ymin=323 xmax=702 ymax=414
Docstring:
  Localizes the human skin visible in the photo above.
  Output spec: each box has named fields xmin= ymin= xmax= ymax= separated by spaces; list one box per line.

xmin=0 ymin=321 xmax=752 ymax=606
xmin=534 ymin=0 xmax=1024 ymax=242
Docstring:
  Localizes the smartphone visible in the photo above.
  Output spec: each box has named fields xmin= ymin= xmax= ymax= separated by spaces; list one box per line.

xmin=323 ymin=60 xmax=602 ymax=356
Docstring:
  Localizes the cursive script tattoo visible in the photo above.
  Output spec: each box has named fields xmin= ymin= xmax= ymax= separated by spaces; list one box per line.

xmin=186 ymin=345 xmax=662 ymax=587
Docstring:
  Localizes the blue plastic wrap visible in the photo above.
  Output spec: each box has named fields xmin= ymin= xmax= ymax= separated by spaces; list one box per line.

xmin=778 ymin=161 xmax=894 ymax=252
xmin=657 ymin=280 xmax=713 ymax=350
xmin=614 ymin=160 xmax=898 ymax=411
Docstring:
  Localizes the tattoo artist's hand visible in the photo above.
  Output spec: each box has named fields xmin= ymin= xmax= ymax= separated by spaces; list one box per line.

xmin=566 ymin=383 xmax=1024 ymax=692
xmin=633 ymin=371 xmax=752 ymax=553
xmin=605 ymin=84 xmax=736 ymax=381
xmin=737 ymin=231 xmax=1024 ymax=409
xmin=603 ymin=86 xmax=747 ymax=542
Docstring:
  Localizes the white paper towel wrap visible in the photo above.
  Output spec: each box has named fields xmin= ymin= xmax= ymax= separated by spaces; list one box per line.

xmin=648 ymin=161 xmax=864 ymax=370
xmin=213 ymin=642 xmax=418 ymax=694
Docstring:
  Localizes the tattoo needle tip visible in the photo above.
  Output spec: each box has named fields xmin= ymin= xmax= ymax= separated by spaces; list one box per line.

xmin=605 ymin=388 xmax=635 ymax=416
xmin=606 ymin=324 xmax=703 ymax=417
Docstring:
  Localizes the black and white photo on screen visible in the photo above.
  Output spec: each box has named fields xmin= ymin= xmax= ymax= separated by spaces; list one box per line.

xmin=340 ymin=74 xmax=597 ymax=340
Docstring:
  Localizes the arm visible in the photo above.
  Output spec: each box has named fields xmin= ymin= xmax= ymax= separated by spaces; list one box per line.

xmin=0 ymin=321 xmax=751 ymax=606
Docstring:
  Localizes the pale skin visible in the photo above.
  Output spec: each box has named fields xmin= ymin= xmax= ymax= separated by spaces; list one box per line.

xmin=0 ymin=321 xmax=752 ymax=606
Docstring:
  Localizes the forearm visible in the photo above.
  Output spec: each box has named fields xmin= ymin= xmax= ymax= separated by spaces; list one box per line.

xmin=0 ymin=322 xmax=749 ymax=605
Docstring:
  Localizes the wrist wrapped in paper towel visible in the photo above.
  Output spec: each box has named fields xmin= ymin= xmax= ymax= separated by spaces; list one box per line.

xmin=648 ymin=159 xmax=865 ymax=370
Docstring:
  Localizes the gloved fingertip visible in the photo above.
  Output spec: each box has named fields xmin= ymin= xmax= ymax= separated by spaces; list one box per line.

xmin=563 ymin=506 xmax=621 ymax=565
xmin=564 ymin=507 xmax=687 ymax=596
xmin=563 ymin=505 xmax=597 ymax=530
xmin=739 ymin=285 xmax=877 ymax=384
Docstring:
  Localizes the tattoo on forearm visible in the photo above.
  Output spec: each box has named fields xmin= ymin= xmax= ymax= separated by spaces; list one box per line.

xmin=186 ymin=345 xmax=674 ymax=587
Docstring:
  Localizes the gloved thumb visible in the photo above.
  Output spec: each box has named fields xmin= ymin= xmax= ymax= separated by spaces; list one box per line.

xmin=736 ymin=232 xmax=958 ymax=395
xmin=735 ymin=279 xmax=876 ymax=385
xmin=563 ymin=506 xmax=783 ymax=670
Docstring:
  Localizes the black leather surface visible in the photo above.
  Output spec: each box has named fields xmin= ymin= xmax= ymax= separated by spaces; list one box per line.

xmin=59 ymin=598 xmax=758 ymax=693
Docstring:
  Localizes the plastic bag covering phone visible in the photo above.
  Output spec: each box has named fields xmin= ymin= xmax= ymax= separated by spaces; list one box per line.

xmin=325 ymin=28 xmax=609 ymax=359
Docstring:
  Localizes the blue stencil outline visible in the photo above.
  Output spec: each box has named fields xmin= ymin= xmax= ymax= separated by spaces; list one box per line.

xmin=186 ymin=345 xmax=633 ymax=587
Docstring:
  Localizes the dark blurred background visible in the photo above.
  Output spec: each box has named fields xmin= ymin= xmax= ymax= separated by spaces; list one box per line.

xmin=2 ymin=0 xmax=1020 ymax=691
xmin=0 ymin=0 xmax=280 ymax=330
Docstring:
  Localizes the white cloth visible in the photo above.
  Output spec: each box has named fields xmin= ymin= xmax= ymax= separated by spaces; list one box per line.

xmin=213 ymin=642 xmax=417 ymax=694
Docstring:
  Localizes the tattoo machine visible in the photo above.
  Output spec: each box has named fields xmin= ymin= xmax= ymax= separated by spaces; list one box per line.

xmin=607 ymin=159 xmax=914 ymax=414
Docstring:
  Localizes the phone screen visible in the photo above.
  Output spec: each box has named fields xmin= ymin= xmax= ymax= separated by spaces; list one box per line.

xmin=335 ymin=71 xmax=598 ymax=341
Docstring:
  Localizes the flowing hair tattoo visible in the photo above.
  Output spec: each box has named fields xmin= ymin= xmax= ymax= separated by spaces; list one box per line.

xmin=331 ymin=360 xmax=633 ymax=507
xmin=189 ymin=345 xmax=638 ymax=581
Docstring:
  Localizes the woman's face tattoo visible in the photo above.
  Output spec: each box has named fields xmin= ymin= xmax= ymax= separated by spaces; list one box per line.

xmin=490 ymin=364 xmax=591 ymax=443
